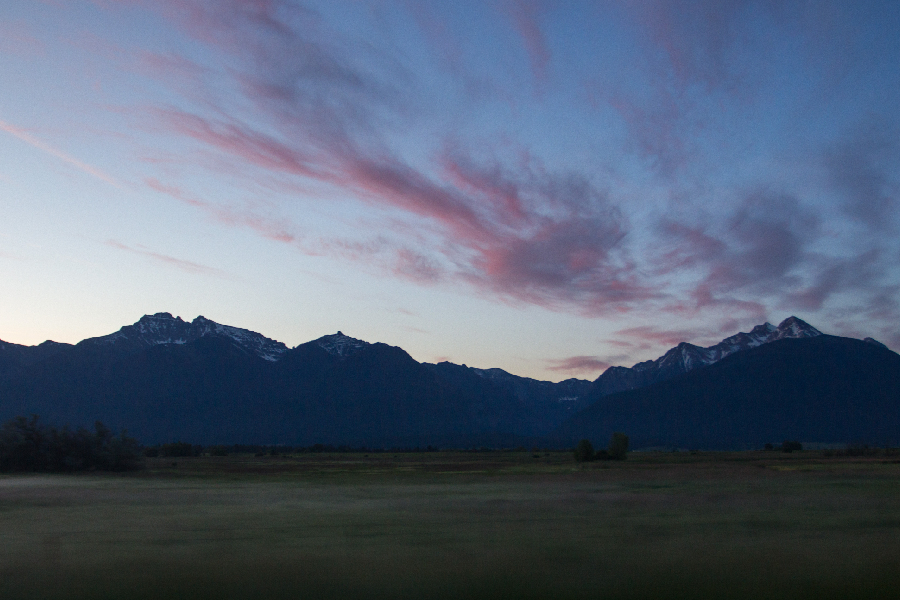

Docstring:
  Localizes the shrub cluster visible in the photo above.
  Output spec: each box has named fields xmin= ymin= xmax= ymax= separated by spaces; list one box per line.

xmin=574 ymin=432 xmax=629 ymax=462
xmin=0 ymin=415 xmax=143 ymax=472
xmin=822 ymin=445 xmax=896 ymax=457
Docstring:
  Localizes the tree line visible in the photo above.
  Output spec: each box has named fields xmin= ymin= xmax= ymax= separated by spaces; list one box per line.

xmin=574 ymin=432 xmax=629 ymax=462
xmin=0 ymin=415 xmax=143 ymax=472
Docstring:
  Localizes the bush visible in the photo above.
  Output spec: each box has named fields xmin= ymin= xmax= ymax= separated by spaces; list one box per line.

xmin=573 ymin=439 xmax=595 ymax=462
xmin=608 ymin=432 xmax=629 ymax=460
xmin=161 ymin=442 xmax=199 ymax=457
xmin=844 ymin=444 xmax=879 ymax=457
xmin=781 ymin=440 xmax=802 ymax=453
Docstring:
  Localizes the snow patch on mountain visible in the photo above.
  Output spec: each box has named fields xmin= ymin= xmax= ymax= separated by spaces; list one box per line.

xmin=191 ymin=316 xmax=287 ymax=361
xmin=649 ymin=316 xmax=822 ymax=374
xmin=864 ymin=337 xmax=889 ymax=350
xmin=86 ymin=313 xmax=288 ymax=361
xmin=591 ymin=316 xmax=824 ymax=399
xmin=315 ymin=332 xmax=370 ymax=357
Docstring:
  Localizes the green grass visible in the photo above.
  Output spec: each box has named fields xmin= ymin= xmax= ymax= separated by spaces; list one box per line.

xmin=2 ymin=451 xmax=900 ymax=599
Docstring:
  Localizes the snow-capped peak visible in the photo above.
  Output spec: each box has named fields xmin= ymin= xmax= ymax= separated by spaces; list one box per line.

xmin=591 ymin=316 xmax=827 ymax=399
xmin=85 ymin=313 xmax=287 ymax=361
xmin=673 ymin=316 xmax=822 ymax=372
xmin=773 ymin=316 xmax=822 ymax=340
xmin=604 ymin=317 xmax=817 ymax=380
xmin=190 ymin=316 xmax=288 ymax=362
xmin=315 ymin=331 xmax=369 ymax=357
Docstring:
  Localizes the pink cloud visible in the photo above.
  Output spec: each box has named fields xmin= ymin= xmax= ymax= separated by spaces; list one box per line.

xmin=158 ymin=110 xmax=323 ymax=179
xmin=104 ymin=0 xmax=900 ymax=331
xmin=653 ymin=192 xmax=820 ymax=320
xmin=628 ymin=0 xmax=751 ymax=91
xmin=546 ymin=355 xmax=611 ymax=376
xmin=146 ymin=93 xmax=658 ymax=315
xmin=505 ymin=0 xmax=551 ymax=88
xmin=392 ymin=249 xmax=444 ymax=284
xmin=612 ymin=325 xmax=697 ymax=348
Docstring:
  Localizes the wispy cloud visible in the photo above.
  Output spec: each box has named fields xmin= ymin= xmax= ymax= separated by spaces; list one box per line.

xmin=106 ymin=240 xmax=230 ymax=277
xmin=87 ymin=0 xmax=900 ymax=341
xmin=0 ymin=20 xmax=45 ymax=56
xmin=0 ymin=119 xmax=120 ymax=187
xmin=116 ymin=0 xmax=666 ymax=316
xmin=546 ymin=355 xmax=610 ymax=376
xmin=612 ymin=325 xmax=698 ymax=348
xmin=505 ymin=0 xmax=551 ymax=89
xmin=825 ymin=119 xmax=899 ymax=232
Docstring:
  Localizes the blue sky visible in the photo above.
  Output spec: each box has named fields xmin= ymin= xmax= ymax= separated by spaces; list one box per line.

xmin=1 ymin=0 xmax=898 ymax=380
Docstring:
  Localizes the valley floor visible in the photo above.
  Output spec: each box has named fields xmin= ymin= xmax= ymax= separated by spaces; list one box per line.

xmin=2 ymin=451 xmax=900 ymax=599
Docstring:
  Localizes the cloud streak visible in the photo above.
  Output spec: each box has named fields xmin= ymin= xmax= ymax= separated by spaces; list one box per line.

xmin=118 ymin=0 xmax=669 ymax=317
xmin=546 ymin=355 xmax=611 ymax=376
xmin=106 ymin=240 xmax=229 ymax=277
xmin=0 ymin=119 xmax=120 ymax=187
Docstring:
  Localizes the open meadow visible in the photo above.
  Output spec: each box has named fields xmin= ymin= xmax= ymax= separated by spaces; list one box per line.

xmin=2 ymin=450 xmax=900 ymax=599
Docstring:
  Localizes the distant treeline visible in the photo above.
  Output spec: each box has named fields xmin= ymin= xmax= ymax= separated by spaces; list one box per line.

xmin=144 ymin=443 xmax=446 ymax=457
xmin=0 ymin=415 xmax=143 ymax=472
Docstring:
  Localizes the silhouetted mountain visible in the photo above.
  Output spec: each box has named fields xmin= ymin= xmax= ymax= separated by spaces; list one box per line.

xmin=423 ymin=363 xmax=592 ymax=436
xmin=0 ymin=315 xmax=577 ymax=445
xmin=82 ymin=312 xmax=288 ymax=361
xmin=586 ymin=316 xmax=822 ymax=401
xmin=0 ymin=339 xmax=72 ymax=374
xmin=1 ymin=313 xmax=895 ymax=448
xmin=556 ymin=335 xmax=900 ymax=449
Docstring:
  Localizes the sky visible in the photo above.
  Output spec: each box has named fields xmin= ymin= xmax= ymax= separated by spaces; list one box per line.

xmin=1 ymin=0 xmax=899 ymax=381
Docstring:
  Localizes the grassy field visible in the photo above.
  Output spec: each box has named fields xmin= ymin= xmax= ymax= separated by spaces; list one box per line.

xmin=2 ymin=451 xmax=900 ymax=599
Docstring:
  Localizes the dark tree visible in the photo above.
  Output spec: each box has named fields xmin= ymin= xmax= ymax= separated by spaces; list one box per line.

xmin=608 ymin=432 xmax=629 ymax=460
xmin=0 ymin=415 xmax=143 ymax=472
xmin=573 ymin=439 xmax=595 ymax=462
xmin=781 ymin=440 xmax=802 ymax=453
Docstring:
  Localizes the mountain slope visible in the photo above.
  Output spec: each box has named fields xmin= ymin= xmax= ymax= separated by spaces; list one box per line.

xmin=587 ymin=316 xmax=822 ymax=400
xmin=83 ymin=313 xmax=288 ymax=361
xmin=557 ymin=335 xmax=900 ymax=449
xmin=0 ymin=322 xmax=515 ymax=446
xmin=2 ymin=313 xmax=895 ymax=448
xmin=424 ymin=363 xmax=592 ymax=437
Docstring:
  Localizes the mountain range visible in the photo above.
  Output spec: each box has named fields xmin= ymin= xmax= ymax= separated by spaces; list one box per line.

xmin=558 ymin=334 xmax=900 ymax=449
xmin=1 ymin=313 xmax=897 ymax=448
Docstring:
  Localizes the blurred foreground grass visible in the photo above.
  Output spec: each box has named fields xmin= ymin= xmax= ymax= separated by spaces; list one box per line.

xmin=2 ymin=451 xmax=900 ymax=599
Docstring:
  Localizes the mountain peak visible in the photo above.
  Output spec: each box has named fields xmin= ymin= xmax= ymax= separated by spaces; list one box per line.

xmin=749 ymin=323 xmax=777 ymax=335
xmin=85 ymin=313 xmax=287 ymax=362
xmin=864 ymin=337 xmax=889 ymax=350
xmin=315 ymin=332 xmax=370 ymax=357
xmin=590 ymin=316 xmax=827 ymax=400
xmin=774 ymin=316 xmax=822 ymax=339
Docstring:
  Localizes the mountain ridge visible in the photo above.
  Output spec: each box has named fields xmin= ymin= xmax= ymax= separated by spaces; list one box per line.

xmin=587 ymin=316 xmax=823 ymax=401
xmin=82 ymin=312 xmax=289 ymax=362
xmin=556 ymin=334 xmax=900 ymax=449
xmin=1 ymin=313 xmax=895 ymax=448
